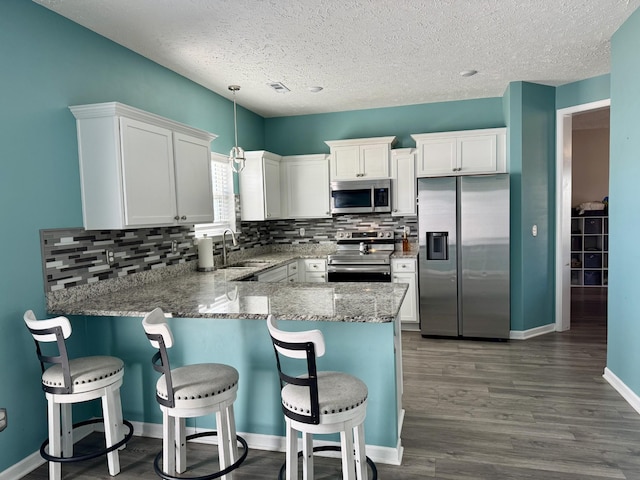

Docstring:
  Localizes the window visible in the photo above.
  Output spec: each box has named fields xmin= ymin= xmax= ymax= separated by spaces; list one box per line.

xmin=194 ymin=152 xmax=236 ymax=238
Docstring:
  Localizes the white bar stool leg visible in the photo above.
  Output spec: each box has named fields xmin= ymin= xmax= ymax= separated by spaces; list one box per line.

xmin=113 ymin=386 xmax=126 ymax=451
xmin=302 ymin=432 xmax=313 ymax=480
xmin=216 ymin=407 xmax=232 ymax=480
xmin=163 ymin=410 xmax=175 ymax=474
xmin=285 ymin=418 xmax=298 ymax=480
xmin=354 ymin=423 xmax=367 ymax=480
xmin=226 ymin=402 xmax=239 ymax=462
xmin=340 ymin=428 xmax=356 ymax=480
xmin=176 ymin=417 xmax=186 ymax=473
xmin=48 ymin=398 xmax=62 ymax=480
xmin=61 ymin=402 xmax=73 ymax=458
xmin=102 ymin=386 xmax=121 ymax=475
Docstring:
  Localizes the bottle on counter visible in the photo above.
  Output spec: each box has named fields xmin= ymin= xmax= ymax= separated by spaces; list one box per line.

xmin=402 ymin=230 xmax=410 ymax=252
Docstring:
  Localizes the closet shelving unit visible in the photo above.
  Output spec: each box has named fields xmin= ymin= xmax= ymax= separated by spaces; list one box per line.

xmin=571 ymin=212 xmax=608 ymax=287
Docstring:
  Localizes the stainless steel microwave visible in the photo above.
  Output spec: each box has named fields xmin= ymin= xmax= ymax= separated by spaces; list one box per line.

xmin=330 ymin=179 xmax=391 ymax=214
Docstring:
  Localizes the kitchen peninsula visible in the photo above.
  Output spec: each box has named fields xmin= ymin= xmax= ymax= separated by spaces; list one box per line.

xmin=47 ymin=255 xmax=408 ymax=465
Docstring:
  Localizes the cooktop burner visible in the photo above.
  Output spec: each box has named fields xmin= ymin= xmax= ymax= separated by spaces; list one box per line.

xmin=329 ymin=230 xmax=396 ymax=265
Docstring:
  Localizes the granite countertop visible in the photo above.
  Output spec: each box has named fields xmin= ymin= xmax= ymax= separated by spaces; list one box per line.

xmin=49 ymin=252 xmax=409 ymax=323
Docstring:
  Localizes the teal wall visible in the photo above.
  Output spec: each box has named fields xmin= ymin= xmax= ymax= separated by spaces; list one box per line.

xmin=264 ymin=98 xmax=505 ymax=155
xmin=0 ymin=0 xmax=263 ymax=472
xmin=85 ymin=316 xmax=398 ymax=447
xmin=504 ymin=83 xmax=557 ymax=331
xmin=4 ymin=0 xmax=636 ymax=473
xmin=607 ymin=8 xmax=640 ymax=393
xmin=556 ymin=74 xmax=611 ymax=110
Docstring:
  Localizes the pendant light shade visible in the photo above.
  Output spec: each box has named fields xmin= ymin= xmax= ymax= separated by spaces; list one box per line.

xmin=228 ymin=85 xmax=245 ymax=173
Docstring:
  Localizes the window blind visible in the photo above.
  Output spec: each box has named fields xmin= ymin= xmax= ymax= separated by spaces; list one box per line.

xmin=194 ymin=152 xmax=236 ymax=237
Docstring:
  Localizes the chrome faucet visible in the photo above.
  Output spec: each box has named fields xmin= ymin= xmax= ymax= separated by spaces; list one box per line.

xmin=222 ymin=229 xmax=238 ymax=267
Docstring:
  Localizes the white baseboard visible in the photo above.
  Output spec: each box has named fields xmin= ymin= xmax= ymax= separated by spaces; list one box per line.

xmin=510 ymin=323 xmax=556 ymax=340
xmin=129 ymin=420 xmax=403 ymax=465
xmin=0 ymin=423 xmax=94 ymax=480
xmin=3 ymin=419 xmax=403 ymax=478
xmin=603 ymin=367 xmax=640 ymax=415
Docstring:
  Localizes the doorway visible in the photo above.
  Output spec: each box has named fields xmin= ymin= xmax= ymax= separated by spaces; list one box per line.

xmin=555 ymin=100 xmax=610 ymax=332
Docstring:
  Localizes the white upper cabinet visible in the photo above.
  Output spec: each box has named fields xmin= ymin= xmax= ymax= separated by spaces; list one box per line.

xmin=173 ymin=132 xmax=217 ymax=224
xmin=391 ymin=148 xmax=416 ymax=216
xmin=325 ymin=136 xmax=397 ymax=180
xmin=70 ymin=102 xmax=216 ymax=230
xmin=280 ymin=154 xmax=331 ymax=218
xmin=412 ymin=128 xmax=506 ymax=177
xmin=239 ymin=151 xmax=282 ymax=221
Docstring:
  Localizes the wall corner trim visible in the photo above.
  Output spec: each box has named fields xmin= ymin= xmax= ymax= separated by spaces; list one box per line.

xmin=603 ymin=367 xmax=640 ymax=416
xmin=509 ymin=323 xmax=556 ymax=340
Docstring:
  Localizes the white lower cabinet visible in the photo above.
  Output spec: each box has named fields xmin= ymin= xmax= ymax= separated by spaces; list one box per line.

xmin=70 ymin=102 xmax=216 ymax=230
xmin=392 ymin=258 xmax=419 ymax=327
xmin=286 ymin=261 xmax=300 ymax=283
xmin=303 ymin=259 xmax=327 ymax=282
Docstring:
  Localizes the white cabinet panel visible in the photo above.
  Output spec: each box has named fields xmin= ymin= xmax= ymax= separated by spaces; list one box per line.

xmin=239 ymin=151 xmax=282 ymax=221
xmin=173 ymin=132 xmax=214 ymax=224
xmin=281 ymin=154 xmax=330 ymax=218
xmin=412 ymin=128 xmax=506 ymax=177
xmin=325 ymin=136 xmax=397 ymax=180
xmin=70 ymin=102 xmax=216 ymax=230
xmin=120 ymin=117 xmax=176 ymax=226
xmin=391 ymin=148 xmax=416 ymax=216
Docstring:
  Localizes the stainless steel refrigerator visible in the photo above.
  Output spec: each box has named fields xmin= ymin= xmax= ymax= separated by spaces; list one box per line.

xmin=418 ymin=174 xmax=510 ymax=339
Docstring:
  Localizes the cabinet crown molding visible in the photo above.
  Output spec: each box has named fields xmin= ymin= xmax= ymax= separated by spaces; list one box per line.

xmin=324 ymin=136 xmax=397 ymax=148
xmin=69 ymin=102 xmax=217 ymax=142
xmin=411 ymin=127 xmax=506 ymax=142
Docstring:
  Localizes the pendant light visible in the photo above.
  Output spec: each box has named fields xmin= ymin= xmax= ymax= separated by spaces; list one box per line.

xmin=228 ymin=85 xmax=246 ymax=173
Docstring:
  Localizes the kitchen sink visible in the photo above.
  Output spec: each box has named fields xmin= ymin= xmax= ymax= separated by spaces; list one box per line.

xmin=229 ymin=261 xmax=271 ymax=268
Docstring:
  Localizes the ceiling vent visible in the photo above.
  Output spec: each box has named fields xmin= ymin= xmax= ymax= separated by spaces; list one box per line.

xmin=267 ymin=82 xmax=290 ymax=93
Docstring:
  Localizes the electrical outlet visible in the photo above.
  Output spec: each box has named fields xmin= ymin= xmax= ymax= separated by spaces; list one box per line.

xmin=0 ymin=408 xmax=7 ymax=432
xmin=105 ymin=249 xmax=115 ymax=266
xmin=404 ymin=226 xmax=411 ymax=235
xmin=299 ymin=228 xmax=305 ymax=237
xmin=171 ymin=240 xmax=178 ymax=253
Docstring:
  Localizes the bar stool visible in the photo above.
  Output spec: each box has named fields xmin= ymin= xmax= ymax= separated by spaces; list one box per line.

xmin=23 ymin=310 xmax=134 ymax=480
xmin=266 ymin=315 xmax=376 ymax=480
xmin=142 ymin=307 xmax=248 ymax=480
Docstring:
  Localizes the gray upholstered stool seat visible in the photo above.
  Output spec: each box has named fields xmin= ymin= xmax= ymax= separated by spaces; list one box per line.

xmin=142 ymin=308 xmax=247 ymax=480
xmin=42 ymin=356 xmax=124 ymax=393
xmin=23 ymin=310 xmax=133 ymax=480
xmin=282 ymin=371 xmax=367 ymax=416
xmin=155 ymin=363 xmax=239 ymax=408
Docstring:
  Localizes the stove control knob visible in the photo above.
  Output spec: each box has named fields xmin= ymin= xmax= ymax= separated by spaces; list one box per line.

xmin=337 ymin=232 xmax=343 ymax=238
xmin=345 ymin=232 xmax=351 ymax=238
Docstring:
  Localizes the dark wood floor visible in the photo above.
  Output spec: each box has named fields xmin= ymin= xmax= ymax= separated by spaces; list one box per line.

xmin=24 ymin=287 xmax=640 ymax=479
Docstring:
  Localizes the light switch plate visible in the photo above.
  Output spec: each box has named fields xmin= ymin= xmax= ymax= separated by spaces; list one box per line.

xmin=0 ymin=408 xmax=6 ymax=432
xmin=532 ymin=225 xmax=538 ymax=237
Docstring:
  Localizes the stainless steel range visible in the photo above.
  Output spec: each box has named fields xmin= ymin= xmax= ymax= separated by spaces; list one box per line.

xmin=327 ymin=230 xmax=395 ymax=282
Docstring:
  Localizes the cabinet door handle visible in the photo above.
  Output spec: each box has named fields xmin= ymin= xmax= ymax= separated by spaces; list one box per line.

xmin=174 ymin=215 xmax=180 ymax=221
xmin=181 ymin=215 xmax=187 ymax=220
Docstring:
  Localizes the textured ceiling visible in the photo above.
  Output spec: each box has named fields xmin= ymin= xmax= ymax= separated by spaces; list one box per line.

xmin=33 ymin=0 xmax=640 ymax=118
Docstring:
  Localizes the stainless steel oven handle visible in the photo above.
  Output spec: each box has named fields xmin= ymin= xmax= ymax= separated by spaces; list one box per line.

xmin=327 ymin=265 xmax=391 ymax=274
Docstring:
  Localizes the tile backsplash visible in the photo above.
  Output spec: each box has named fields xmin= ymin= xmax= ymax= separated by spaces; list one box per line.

xmin=40 ymin=207 xmax=417 ymax=293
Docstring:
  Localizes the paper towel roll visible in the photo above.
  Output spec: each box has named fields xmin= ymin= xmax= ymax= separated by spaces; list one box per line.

xmin=197 ymin=237 xmax=214 ymax=271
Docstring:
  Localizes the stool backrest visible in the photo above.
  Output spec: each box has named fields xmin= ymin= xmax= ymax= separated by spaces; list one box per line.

xmin=266 ymin=315 xmax=325 ymax=425
xmin=142 ymin=308 xmax=176 ymax=408
xmin=23 ymin=310 xmax=74 ymax=394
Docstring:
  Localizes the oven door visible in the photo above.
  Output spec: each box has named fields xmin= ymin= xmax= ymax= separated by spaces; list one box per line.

xmin=327 ymin=264 xmax=392 ymax=282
